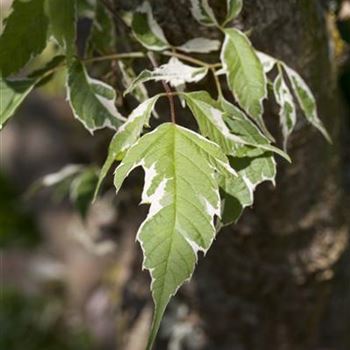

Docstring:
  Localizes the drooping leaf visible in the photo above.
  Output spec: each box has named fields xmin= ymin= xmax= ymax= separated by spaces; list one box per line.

xmin=273 ymin=65 xmax=296 ymax=149
xmin=67 ymin=60 xmax=125 ymax=133
xmin=0 ymin=79 xmax=35 ymax=129
xmin=190 ymin=0 xmax=217 ymax=26
xmin=119 ymin=61 xmax=149 ymax=102
xmin=177 ymin=38 xmax=221 ymax=53
xmin=1 ymin=55 xmax=65 ymax=129
xmin=223 ymin=0 xmax=243 ymax=26
xmin=184 ymin=91 xmax=250 ymax=154
xmin=283 ymin=64 xmax=331 ymax=142
xmin=219 ymin=171 xmax=253 ymax=225
xmin=125 ymin=58 xmax=208 ymax=95
xmin=233 ymin=147 xmax=276 ymax=189
xmin=184 ymin=91 xmax=290 ymax=161
xmin=220 ymin=98 xmax=290 ymax=161
xmin=221 ymin=29 xmax=269 ymax=136
xmin=45 ymin=0 xmax=77 ymax=57
xmin=0 ymin=0 xmax=48 ymax=77
xmin=114 ymin=123 xmax=237 ymax=350
xmin=220 ymin=145 xmax=276 ymax=226
xmin=70 ymin=167 xmax=99 ymax=218
xmin=87 ymin=1 xmax=116 ymax=54
xmin=132 ymin=1 xmax=169 ymax=51
xmin=94 ymin=95 xmax=160 ymax=199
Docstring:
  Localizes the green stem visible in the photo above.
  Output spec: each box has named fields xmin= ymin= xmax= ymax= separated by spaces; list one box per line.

xmin=162 ymin=51 xmax=221 ymax=68
xmin=211 ymin=67 xmax=223 ymax=99
xmin=83 ymin=52 xmax=145 ymax=63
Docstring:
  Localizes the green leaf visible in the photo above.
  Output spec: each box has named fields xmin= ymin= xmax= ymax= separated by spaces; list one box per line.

xmin=0 ymin=0 xmax=48 ymax=77
xmin=220 ymin=172 xmax=253 ymax=225
xmin=221 ymin=98 xmax=290 ymax=161
xmin=1 ymin=55 xmax=64 ymax=129
xmin=87 ymin=1 xmax=115 ymax=54
xmin=233 ymin=147 xmax=276 ymax=189
xmin=221 ymin=29 xmax=270 ymax=137
xmin=125 ymin=58 xmax=208 ymax=95
xmin=45 ymin=0 xmax=76 ymax=57
xmin=67 ymin=60 xmax=125 ymax=133
xmin=114 ymin=123 xmax=236 ymax=350
xmin=0 ymin=78 xmax=35 ymax=129
xmin=190 ymin=0 xmax=217 ymax=26
xmin=183 ymin=91 xmax=290 ymax=161
xmin=94 ymin=95 xmax=160 ymax=199
xmin=273 ymin=65 xmax=296 ymax=149
xmin=132 ymin=1 xmax=169 ymax=51
xmin=70 ymin=167 xmax=98 ymax=218
xmin=184 ymin=91 xmax=250 ymax=154
xmin=282 ymin=63 xmax=331 ymax=143
xmin=223 ymin=0 xmax=243 ymax=26
xmin=177 ymin=38 xmax=221 ymax=53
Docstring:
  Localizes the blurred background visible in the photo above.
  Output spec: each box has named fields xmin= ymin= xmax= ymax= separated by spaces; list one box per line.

xmin=1 ymin=1 xmax=350 ymax=350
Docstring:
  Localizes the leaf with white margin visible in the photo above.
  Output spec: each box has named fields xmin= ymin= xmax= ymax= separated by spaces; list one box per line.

xmin=125 ymin=57 xmax=208 ymax=95
xmin=67 ymin=60 xmax=125 ymax=133
xmin=220 ymin=98 xmax=290 ymax=161
xmin=257 ymin=51 xmax=277 ymax=73
xmin=177 ymin=38 xmax=221 ymax=53
xmin=220 ymin=146 xmax=276 ymax=226
xmin=114 ymin=122 xmax=237 ymax=350
xmin=184 ymin=91 xmax=290 ymax=161
xmin=223 ymin=0 xmax=243 ymax=26
xmin=221 ymin=29 xmax=270 ymax=138
xmin=0 ymin=0 xmax=48 ymax=77
xmin=273 ymin=65 xmax=296 ymax=150
xmin=94 ymin=95 xmax=160 ymax=199
xmin=233 ymin=146 xmax=276 ymax=190
xmin=46 ymin=0 xmax=76 ymax=57
xmin=282 ymin=64 xmax=331 ymax=143
xmin=0 ymin=78 xmax=35 ymax=129
xmin=219 ymin=170 xmax=253 ymax=225
xmin=190 ymin=0 xmax=217 ymax=26
xmin=132 ymin=1 xmax=169 ymax=51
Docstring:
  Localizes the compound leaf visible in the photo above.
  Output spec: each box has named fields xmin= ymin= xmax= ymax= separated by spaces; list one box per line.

xmin=114 ymin=123 xmax=236 ymax=350
xmin=0 ymin=0 xmax=48 ymax=77
xmin=67 ymin=60 xmax=124 ymax=133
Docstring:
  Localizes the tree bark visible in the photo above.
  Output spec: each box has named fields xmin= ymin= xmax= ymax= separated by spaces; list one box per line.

xmin=114 ymin=1 xmax=349 ymax=349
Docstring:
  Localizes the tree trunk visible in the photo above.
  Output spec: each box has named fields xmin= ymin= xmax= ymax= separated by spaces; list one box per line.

xmin=114 ymin=1 xmax=349 ymax=349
